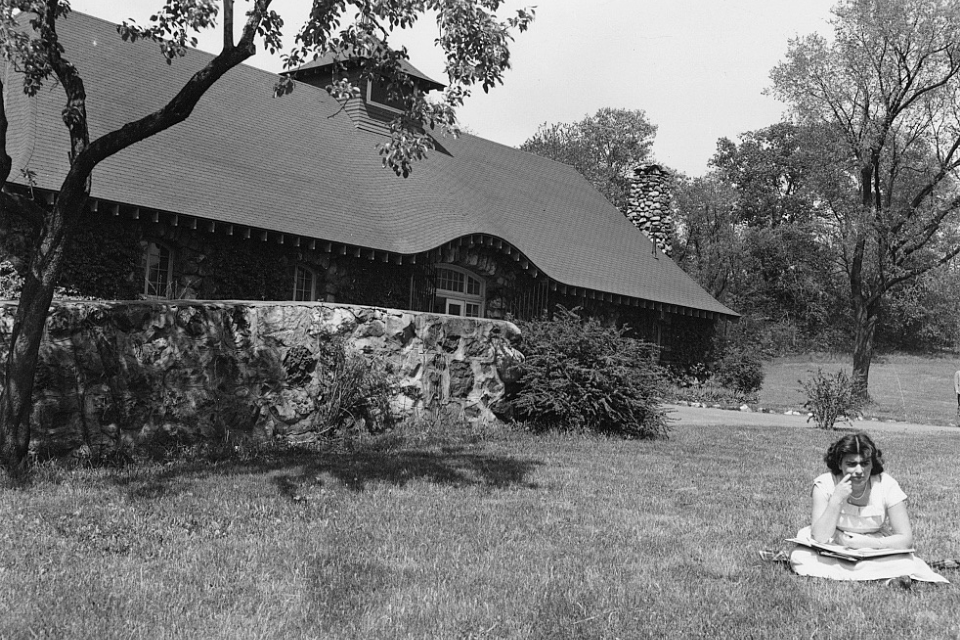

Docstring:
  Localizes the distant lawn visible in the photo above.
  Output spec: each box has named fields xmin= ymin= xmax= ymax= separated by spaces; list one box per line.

xmin=3 ymin=423 xmax=960 ymax=639
xmin=760 ymin=353 xmax=960 ymax=426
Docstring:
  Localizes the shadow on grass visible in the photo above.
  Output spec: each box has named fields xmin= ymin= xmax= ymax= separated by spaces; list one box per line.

xmin=115 ymin=444 xmax=543 ymax=501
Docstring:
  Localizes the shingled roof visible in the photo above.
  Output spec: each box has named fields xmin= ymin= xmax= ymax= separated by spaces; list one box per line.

xmin=3 ymin=11 xmax=737 ymax=319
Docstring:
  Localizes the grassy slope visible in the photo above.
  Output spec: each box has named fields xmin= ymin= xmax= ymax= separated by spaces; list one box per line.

xmin=3 ymin=424 xmax=960 ymax=639
xmin=760 ymin=353 xmax=960 ymax=426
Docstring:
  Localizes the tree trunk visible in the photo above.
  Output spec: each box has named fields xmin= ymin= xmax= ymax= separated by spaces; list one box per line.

xmin=0 ymin=194 xmax=80 ymax=474
xmin=851 ymin=297 xmax=878 ymax=402
xmin=0 ymin=274 xmax=57 ymax=474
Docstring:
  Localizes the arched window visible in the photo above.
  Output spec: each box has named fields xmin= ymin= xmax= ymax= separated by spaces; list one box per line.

xmin=435 ymin=265 xmax=484 ymax=318
xmin=293 ymin=265 xmax=318 ymax=301
xmin=143 ymin=241 xmax=172 ymax=299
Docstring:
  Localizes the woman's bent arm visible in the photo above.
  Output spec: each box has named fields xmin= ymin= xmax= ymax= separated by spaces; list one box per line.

xmin=837 ymin=501 xmax=914 ymax=550
xmin=810 ymin=487 xmax=845 ymax=543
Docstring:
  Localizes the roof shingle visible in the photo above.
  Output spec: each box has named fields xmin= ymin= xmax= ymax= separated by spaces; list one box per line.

xmin=4 ymin=11 xmax=737 ymax=318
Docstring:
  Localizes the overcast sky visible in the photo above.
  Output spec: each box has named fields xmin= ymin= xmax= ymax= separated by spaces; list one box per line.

xmin=67 ymin=0 xmax=837 ymax=177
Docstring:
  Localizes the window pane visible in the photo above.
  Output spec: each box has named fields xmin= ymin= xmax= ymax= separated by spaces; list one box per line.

xmin=447 ymin=302 xmax=462 ymax=316
xmin=145 ymin=243 xmax=171 ymax=298
xmin=465 ymin=303 xmax=481 ymax=318
xmin=294 ymin=266 xmax=315 ymax=301
xmin=466 ymin=276 xmax=481 ymax=296
xmin=437 ymin=268 xmax=464 ymax=293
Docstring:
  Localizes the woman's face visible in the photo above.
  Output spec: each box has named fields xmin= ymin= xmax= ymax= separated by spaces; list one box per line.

xmin=839 ymin=453 xmax=873 ymax=487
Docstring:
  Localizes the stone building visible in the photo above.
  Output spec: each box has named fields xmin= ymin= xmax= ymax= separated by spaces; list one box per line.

xmin=1 ymin=11 xmax=737 ymax=364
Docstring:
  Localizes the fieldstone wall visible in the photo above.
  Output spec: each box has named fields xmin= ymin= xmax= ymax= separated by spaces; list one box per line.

xmin=622 ymin=163 xmax=674 ymax=256
xmin=0 ymin=300 xmax=523 ymax=458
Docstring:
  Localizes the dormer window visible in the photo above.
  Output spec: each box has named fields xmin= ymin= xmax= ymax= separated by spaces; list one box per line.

xmin=435 ymin=265 xmax=484 ymax=318
xmin=367 ymin=78 xmax=405 ymax=112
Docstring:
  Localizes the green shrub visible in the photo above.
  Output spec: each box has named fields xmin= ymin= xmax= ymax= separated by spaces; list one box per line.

xmin=514 ymin=308 xmax=667 ymax=438
xmin=800 ymin=368 xmax=859 ymax=430
xmin=712 ymin=345 xmax=765 ymax=394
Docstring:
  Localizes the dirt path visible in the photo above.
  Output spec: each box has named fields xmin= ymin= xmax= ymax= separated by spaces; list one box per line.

xmin=666 ymin=403 xmax=960 ymax=435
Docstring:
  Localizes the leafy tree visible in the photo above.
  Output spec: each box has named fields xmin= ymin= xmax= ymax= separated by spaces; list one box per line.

xmin=0 ymin=0 xmax=533 ymax=475
xmin=770 ymin=0 xmax=960 ymax=398
xmin=520 ymin=107 xmax=657 ymax=210
xmin=710 ymin=122 xmax=819 ymax=227
xmin=673 ymin=171 xmax=842 ymax=354
xmin=734 ymin=225 xmax=840 ymax=338
xmin=876 ymin=261 xmax=960 ymax=351
xmin=671 ymin=173 xmax=741 ymax=302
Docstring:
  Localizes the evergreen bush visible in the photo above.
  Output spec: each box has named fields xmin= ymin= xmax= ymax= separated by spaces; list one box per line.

xmin=514 ymin=308 xmax=668 ymax=438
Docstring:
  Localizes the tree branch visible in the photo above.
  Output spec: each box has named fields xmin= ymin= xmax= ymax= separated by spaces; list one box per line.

xmin=77 ymin=0 xmax=273 ymax=177
xmin=223 ymin=0 xmax=234 ymax=50
xmin=42 ymin=0 xmax=90 ymax=163
xmin=881 ymin=242 xmax=960 ymax=294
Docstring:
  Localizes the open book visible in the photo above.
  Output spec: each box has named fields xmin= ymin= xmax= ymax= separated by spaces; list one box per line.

xmin=786 ymin=538 xmax=914 ymax=563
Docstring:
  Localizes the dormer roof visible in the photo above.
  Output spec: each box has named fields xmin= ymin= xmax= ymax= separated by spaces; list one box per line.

xmin=283 ymin=50 xmax=446 ymax=93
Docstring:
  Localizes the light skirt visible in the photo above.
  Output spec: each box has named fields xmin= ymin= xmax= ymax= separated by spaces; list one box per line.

xmin=789 ymin=527 xmax=949 ymax=583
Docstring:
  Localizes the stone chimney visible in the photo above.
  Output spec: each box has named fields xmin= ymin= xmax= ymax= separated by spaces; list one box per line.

xmin=622 ymin=163 xmax=674 ymax=256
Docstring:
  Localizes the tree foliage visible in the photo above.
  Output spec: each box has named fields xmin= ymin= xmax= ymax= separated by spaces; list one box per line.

xmin=671 ymin=173 xmax=741 ymax=302
xmin=520 ymin=107 xmax=657 ymax=210
xmin=0 ymin=0 xmax=533 ymax=475
xmin=770 ymin=0 xmax=960 ymax=397
xmin=672 ymin=170 xmax=844 ymax=355
xmin=710 ymin=122 xmax=819 ymax=227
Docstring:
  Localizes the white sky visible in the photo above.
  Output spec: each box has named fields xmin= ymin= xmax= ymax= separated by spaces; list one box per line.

xmin=67 ymin=0 xmax=837 ymax=177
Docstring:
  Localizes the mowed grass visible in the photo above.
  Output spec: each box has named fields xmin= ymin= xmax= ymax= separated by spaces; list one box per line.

xmin=761 ymin=352 xmax=960 ymax=426
xmin=3 ymin=423 xmax=960 ymax=639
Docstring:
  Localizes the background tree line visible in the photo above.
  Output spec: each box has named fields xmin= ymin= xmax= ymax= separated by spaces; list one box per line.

xmin=521 ymin=0 xmax=960 ymax=402
xmin=524 ymin=111 xmax=960 ymax=365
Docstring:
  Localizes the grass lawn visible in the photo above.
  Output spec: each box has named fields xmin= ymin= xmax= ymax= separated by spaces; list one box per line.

xmin=3 ymin=423 xmax=960 ymax=639
xmin=760 ymin=353 xmax=960 ymax=426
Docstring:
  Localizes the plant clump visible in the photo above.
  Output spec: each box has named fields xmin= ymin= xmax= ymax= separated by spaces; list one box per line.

xmin=801 ymin=368 xmax=859 ymax=430
xmin=513 ymin=308 xmax=667 ymax=438
xmin=313 ymin=337 xmax=398 ymax=439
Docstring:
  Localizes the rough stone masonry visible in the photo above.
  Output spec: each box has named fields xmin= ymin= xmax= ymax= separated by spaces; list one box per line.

xmin=0 ymin=300 xmax=524 ymax=458
xmin=622 ymin=163 xmax=674 ymax=256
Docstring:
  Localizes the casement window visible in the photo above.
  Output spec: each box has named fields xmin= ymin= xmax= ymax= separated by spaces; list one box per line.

xmin=293 ymin=265 xmax=318 ymax=301
xmin=435 ymin=265 xmax=484 ymax=318
xmin=143 ymin=241 xmax=173 ymax=299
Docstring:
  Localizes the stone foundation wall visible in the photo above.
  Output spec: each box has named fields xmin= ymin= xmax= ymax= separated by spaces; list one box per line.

xmin=0 ymin=300 xmax=523 ymax=458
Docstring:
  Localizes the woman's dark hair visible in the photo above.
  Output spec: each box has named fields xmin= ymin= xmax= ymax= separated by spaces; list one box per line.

xmin=823 ymin=432 xmax=884 ymax=475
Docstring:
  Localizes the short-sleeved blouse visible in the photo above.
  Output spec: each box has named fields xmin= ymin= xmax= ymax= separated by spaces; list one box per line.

xmin=812 ymin=472 xmax=908 ymax=534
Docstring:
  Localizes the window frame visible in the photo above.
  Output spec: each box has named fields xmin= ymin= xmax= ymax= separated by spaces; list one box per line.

xmin=143 ymin=240 xmax=173 ymax=299
xmin=365 ymin=78 xmax=405 ymax=113
xmin=293 ymin=264 xmax=319 ymax=302
xmin=435 ymin=265 xmax=484 ymax=318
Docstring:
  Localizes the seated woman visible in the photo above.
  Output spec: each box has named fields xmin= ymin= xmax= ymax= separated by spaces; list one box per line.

xmin=790 ymin=432 xmax=948 ymax=582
